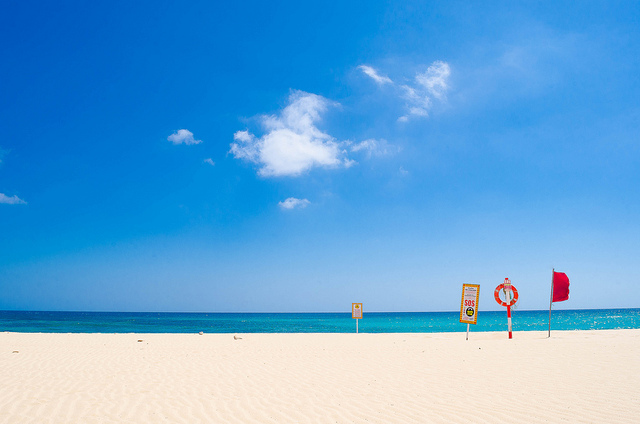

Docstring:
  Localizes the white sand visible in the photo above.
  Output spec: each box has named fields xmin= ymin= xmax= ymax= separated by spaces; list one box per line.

xmin=1 ymin=330 xmax=639 ymax=423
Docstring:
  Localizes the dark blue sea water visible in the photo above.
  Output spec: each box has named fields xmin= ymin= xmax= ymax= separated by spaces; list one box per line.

xmin=1 ymin=309 xmax=639 ymax=333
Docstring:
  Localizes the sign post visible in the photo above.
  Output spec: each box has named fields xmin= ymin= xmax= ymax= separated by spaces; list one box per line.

xmin=504 ymin=279 xmax=513 ymax=338
xmin=460 ymin=284 xmax=480 ymax=340
xmin=352 ymin=303 xmax=363 ymax=333
xmin=494 ymin=278 xmax=519 ymax=339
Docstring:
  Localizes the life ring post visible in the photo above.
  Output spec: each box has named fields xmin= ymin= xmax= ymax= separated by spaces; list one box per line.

xmin=494 ymin=278 xmax=518 ymax=339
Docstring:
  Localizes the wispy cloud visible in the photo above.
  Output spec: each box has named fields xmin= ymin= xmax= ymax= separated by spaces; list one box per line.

xmin=230 ymin=90 xmax=352 ymax=177
xmin=360 ymin=61 xmax=451 ymax=122
xmin=167 ymin=129 xmax=202 ymax=145
xmin=416 ymin=61 xmax=450 ymax=100
xmin=279 ymin=197 xmax=310 ymax=210
xmin=359 ymin=65 xmax=393 ymax=85
xmin=0 ymin=193 xmax=27 ymax=205
xmin=204 ymin=158 xmax=215 ymax=166
xmin=349 ymin=138 xmax=396 ymax=158
xmin=399 ymin=61 xmax=451 ymax=121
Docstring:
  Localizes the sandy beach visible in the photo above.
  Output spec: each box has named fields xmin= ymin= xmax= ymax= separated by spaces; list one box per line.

xmin=1 ymin=330 xmax=638 ymax=423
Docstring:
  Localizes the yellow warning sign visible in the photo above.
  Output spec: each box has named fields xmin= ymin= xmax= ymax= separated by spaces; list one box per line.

xmin=460 ymin=284 xmax=480 ymax=325
xmin=352 ymin=303 xmax=363 ymax=319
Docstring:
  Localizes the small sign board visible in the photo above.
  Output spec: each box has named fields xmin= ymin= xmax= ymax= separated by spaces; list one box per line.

xmin=503 ymin=278 xmax=512 ymax=302
xmin=460 ymin=284 xmax=480 ymax=325
xmin=503 ymin=278 xmax=511 ymax=289
xmin=352 ymin=303 xmax=363 ymax=319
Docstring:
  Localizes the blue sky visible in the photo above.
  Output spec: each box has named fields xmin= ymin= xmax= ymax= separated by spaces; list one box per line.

xmin=1 ymin=1 xmax=639 ymax=312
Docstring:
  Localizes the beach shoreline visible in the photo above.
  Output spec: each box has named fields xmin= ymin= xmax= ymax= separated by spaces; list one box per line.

xmin=2 ymin=330 xmax=639 ymax=423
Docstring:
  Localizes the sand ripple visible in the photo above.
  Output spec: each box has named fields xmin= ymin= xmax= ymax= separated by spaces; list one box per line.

xmin=1 ymin=330 xmax=638 ymax=423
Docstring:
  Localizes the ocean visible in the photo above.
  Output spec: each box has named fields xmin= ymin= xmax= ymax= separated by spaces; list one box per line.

xmin=1 ymin=309 xmax=639 ymax=333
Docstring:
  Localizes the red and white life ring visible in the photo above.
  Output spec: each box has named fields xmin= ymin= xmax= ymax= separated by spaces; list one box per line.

xmin=494 ymin=283 xmax=518 ymax=307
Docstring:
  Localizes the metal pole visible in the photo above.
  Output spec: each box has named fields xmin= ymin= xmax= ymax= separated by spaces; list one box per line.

xmin=503 ymin=279 xmax=513 ymax=339
xmin=466 ymin=323 xmax=469 ymax=340
xmin=507 ymin=304 xmax=512 ymax=339
xmin=356 ymin=318 xmax=359 ymax=334
xmin=548 ymin=268 xmax=554 ymax=338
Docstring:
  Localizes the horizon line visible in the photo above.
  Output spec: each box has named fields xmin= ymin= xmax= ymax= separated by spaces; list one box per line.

xmin=2 ymin=307 xmax=637 ymax=314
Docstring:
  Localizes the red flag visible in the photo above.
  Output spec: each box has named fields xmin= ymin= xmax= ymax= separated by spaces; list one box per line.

xmin=552 ymin=272 xmax=570 ymax=302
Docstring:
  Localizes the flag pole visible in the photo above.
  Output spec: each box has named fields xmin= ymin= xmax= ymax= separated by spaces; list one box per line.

xmin=548 ymin=268 xmax=554 ymax=338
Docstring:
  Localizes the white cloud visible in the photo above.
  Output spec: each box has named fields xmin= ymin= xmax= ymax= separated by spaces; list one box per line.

xmin=400 ymin=61 xmax=450 ymax=120
xmin=204 ymin=158 xmax=215 ymax=166
xmin=278 ymin=197 xmax=310 ymax=210
xmin=343 ymin=158 xmax=357 ymax=168
xmin=349 ymin=138 xmax=396 ymax=158
xmin=0 ymin=193 xmax=26 ymax=205
xmin=167 ymin=129 xmax=202 ymax=145
xmin=399 ymin=85 xmax=431 ymax=117
xmin=361 ymin=60 xmax=451 ymax=121
xmin=416 ymin=61 xmax=451 ymax=100
xmin=359 ymin=65 xmax=393 ymax=85
xmin=230 ymin=90 xmax=352 ymax=177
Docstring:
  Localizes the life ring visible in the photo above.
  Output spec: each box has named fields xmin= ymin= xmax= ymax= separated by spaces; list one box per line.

xmin=494 ymin=284 xmax=518 ymax=307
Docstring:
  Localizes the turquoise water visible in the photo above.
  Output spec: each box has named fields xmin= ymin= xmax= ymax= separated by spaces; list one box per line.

xmin=1 ymin=309 xmax=639 ymax=333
